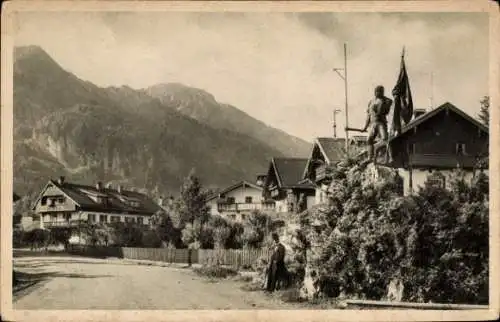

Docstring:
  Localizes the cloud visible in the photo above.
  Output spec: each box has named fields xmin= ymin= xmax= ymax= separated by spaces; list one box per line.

xmin=13 ymin=11 xmax=489 ymax=141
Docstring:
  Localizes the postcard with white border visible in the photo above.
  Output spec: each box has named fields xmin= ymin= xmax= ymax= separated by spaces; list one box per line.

xmin=1 ymin=1 xmax=499 ymax=321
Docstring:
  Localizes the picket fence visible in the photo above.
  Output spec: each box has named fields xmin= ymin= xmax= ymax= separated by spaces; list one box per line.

xmin=67 ymin=245 xmax=270 ymax=268
xmin=198 ymin=248 xmax=271 ymax=267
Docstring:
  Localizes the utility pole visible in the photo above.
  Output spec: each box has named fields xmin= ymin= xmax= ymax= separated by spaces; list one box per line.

xmin=429 ymin=72 xmax=434 ymax=110
xmin=333 ymin=109 xmax=341 ymax=138
xmin=333 ymin=43 xmax=349 ymax=151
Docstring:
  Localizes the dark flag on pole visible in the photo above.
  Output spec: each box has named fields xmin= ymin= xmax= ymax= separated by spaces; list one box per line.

xmin=391 ymin=47 xmax=414 ymax=135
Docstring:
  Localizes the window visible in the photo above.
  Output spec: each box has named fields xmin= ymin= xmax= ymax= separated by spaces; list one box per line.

xmin=227 ymin=197 xmax=235 ymax=204
xmin=426 ymin=172 xmax=446 ymax=189
xmin=49 ymin=198 xmax=56 ymax=207
xmin=99 ymin=215 xmax=108 ymax=223
xmin=408 ymin=143 xmax=416 ymax=155
xmin=241 ymin=214 xmax=246 ymax=220
xmin=245 ymin=196 xmax=253 ymax=204
xmin=125 ymin=217 xmax=135 ymax=223
xmin=137 ymin=217 xmax=144 ymax=225
xmin=88 ymin=214 xmax=96 ymax=223
xmin=64 ymin=213 xmax=71 ymax=221
xmin=58 ymin=197 xmax=65 ymax=204
xmin=456 ymin=143 xmax=467 ymax=155
xmin=110 ymin=216 xmax=120 ymax=223
xmin=230 ymin=214 xmax=236 ymax=220
xmin=50 ymin=214 xmax=57 ymax=221
xmin=41 ymin=197 xmax=48 ymax=206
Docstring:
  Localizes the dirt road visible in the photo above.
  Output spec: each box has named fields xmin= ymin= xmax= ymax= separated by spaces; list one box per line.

xmin=13 ymin=256 xmax=292 ymax=310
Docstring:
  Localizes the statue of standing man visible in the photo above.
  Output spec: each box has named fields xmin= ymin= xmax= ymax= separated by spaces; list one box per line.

xmin=361 ymin=85 xmax=393 ymax=163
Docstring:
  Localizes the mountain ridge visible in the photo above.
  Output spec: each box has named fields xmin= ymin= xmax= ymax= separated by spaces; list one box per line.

xmin=13 ymin=45 xmax=311 ymax=203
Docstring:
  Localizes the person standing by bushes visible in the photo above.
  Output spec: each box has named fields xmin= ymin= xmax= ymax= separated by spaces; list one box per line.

xmin=266 ymin=233 xmax=286 ymax=292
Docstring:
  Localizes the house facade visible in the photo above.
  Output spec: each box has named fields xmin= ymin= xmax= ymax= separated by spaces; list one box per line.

xmin=262 ymin=158 xmax=315 ymax=213
xmin=302 ymin=138 xmax=346 ymax=206
xmin=33 ymin=177 xmax=162 ymax=229
xmin=359 ymin=102 xmax=489 ymax=195
xmin=206 ymin=179 xmax=275 ymax=221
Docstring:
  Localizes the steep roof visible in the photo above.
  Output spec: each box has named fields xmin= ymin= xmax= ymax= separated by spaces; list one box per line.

xmin=271 ymin=158 xmax=314 ymax=189
xmin=302 ymin=138 xmax=346 ymax=180
xmin=206 ymin=180 xmax=263 ymax=201
xmin=393 ymin=102 xmax=488 ymax=139
xmin=360 ymin=102 xmax=489 ymax=155
xmin=315 ymin=137 xmax=346 ymax=164
xmin=34 ymin=179 xmax=162 ymax=215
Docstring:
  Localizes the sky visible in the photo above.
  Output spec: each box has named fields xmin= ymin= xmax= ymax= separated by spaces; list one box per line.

xmin=13 ymin=11 xmax=489 ymax=142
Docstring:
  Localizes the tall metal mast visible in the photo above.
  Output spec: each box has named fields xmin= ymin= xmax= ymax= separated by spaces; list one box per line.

xmin=333 ymin=43 xmax=349 ymax=151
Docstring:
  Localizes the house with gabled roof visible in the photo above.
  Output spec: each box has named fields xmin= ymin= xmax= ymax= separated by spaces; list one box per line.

xmin=262 ymin=158 xmax=315 ymax=213
xmin=302 ymin=138 xmax=346 ymax=205
xmin=32 ymin=176 xmax=162 ymax=229
xmin=205 ymin=178 xmax=275 ymax=221
xmin=358 ymin=102 xmax=489 ymax=195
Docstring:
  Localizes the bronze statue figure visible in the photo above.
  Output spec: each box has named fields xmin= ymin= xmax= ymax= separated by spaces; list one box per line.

xmin=361 ymin=85 xmax=393 ymax=163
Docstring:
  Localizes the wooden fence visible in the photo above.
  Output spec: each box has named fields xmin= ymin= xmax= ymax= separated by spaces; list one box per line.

xmin=122 ymin=247 xmax=198 ymax=264
xmin=66 ymin=245 xmax=270 ymax=268
xmin=198 ymin=248 xmax=270 ymax=268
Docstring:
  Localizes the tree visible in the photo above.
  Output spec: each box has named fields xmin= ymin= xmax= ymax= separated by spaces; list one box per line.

xmin=178 ymin=169 xmax=210 ymax=226
xmin=241 ymin=211 xmax=273 ymax=248
xmin=478 ymin=96 xmax=489 ymax=126
xmin=181 ymin=222 xmax=213 ymax=249
xmin=177 ymin=169 xmax=210 ymax=245
xmin=225 ymin=220 xmax=244 ymax=249
xmin=150 ymin=210 xmax=178 ymax=247
xmin=207 ymin=215 xmax=232 ymax=265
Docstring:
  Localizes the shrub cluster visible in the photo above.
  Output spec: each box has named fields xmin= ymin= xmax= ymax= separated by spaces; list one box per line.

xmin=193 ymin=265 xmax=238 ymax=279
xmin=300 ymin=158 xmax=488 ymax=305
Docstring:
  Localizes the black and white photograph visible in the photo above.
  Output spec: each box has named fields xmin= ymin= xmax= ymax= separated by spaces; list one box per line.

xmin=1 ymin=1 xmax=498 ymax=321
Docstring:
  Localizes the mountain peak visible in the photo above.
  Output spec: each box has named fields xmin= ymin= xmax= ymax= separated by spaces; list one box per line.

xmin=14 ymin=45 xmax=54 ymax=62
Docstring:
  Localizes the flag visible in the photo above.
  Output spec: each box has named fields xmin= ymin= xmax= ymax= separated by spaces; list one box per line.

xmin=391 ymin=48 xmax=414 ymax=135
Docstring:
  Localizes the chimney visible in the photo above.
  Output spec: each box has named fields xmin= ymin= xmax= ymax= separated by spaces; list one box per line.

xmin=413 ymin=109 xmax=426 ymax=119
xmin=96 ymin=181 xmax=103 ymax=190
xmin=58 ymin=176 xmax=65 ymax=185
xmin=117 ymin=185 xmax=122 ymax=193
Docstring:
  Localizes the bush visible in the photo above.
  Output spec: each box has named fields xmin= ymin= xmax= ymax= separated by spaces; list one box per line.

xmin=299 ymin=160 xmax=489 ymax=304
xmin=193 ymin=265 xmax=238 ymax=279
xmin=141 ymin=230 xmax=162 ymax=248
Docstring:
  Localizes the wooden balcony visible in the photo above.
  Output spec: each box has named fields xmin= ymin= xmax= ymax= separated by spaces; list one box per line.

xmin=43 ymin=219 xmax=87 ymax=228
xmin=217 ymin=202 xmax=276 ymax=213
xmin=315 ymin=164 xmax=331 ymax=183
xmin=408 ymin=154 xmax=478 ymax=169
